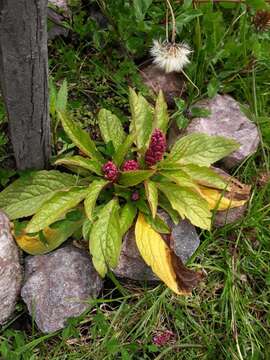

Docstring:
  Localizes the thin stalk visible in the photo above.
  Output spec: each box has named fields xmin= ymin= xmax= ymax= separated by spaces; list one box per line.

xmin=252 ymin=67 xmax=269 ymax=172
xmin=181 ymin=69 xmax=200 ymax=97
xmin=165 ymin=0 xmax=177 ymax=43
xmin=165 ymin=7 xmax=169 ymax=42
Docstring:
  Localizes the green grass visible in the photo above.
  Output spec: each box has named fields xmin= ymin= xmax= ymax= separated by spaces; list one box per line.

xmin=1 ymin=1 xmax=270 ymax=359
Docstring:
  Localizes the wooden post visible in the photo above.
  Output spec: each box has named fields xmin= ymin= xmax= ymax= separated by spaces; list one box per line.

xmin=0 ymin=0 xmax=50 ymax=170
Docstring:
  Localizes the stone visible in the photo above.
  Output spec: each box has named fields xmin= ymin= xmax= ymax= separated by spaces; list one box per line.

xmin=48 ymin=8 xmax=69 ymax=40
xmin=141 ymin=64 xmax=186 ymax=108
xmin=21 ymin=245 xmax=103 ymax=333
xmin=0 ymin=212 xmax=22 ymax=324
xmin=213 ymin=204 xmax=247 ymax=228
xmin=186 ymin=94 xmax=260 ymax=168
xmin=49 ymin=0 xmax=68 ymax=10
xmin=171 ymin=219 xmax=200 ymax=264
xmin=113 ymin=213 xmax=200 ymax=281
xmin=113 ymin=227 xmax=158 ymax=282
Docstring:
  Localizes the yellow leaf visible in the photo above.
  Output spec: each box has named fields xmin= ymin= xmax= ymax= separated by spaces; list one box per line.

xmin=15 ymin=218 xmax=83 ymax=255
xmin=198 ymin=186 xmax=249 ymax=211
xmin=135 ymin=213 xmax=202 ymax=295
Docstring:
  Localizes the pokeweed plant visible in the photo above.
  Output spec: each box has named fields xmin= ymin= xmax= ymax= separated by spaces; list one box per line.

xmin=0 ymin=89 xmax=250 ymax=295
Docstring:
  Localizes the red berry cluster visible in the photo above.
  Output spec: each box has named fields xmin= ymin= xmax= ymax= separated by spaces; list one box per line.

xmin=122 ymin=160 xmax=139 ymax=172
xmin=145 ymin=129 xmax=166 ymax=167
xmin=102 ymin=161 xmax=119 ymax=182
xmin=153 ymin=330 xmax=175 ymax=346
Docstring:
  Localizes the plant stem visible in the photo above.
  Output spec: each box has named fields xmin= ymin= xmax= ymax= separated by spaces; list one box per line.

xmin=165 ymin=7 xmax=169 ymax=42
xmin=165 ymin=0 xmax=176 ymax=44
xmin=181 ymin=69 xmax=200 ymax=97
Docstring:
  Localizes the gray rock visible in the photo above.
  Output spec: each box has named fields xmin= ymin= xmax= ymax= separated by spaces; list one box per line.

xmin=21 ymin=245 xmax=103 ymax=333
xmin=49 ymin=0 xmax=68 ymax=10
xmin=48 ymin=25 xmax=69 ymax=40
xmin=141 ymin=64 xmax=186 ymax=108
xmin=48 ymin=8 xmax=69 ymax=40
xmin=171 ymin=219 xmax=200 ymax=263
xmin=0 ymin=212 xmax=22 ymax=324
xmin=213 ymin=204 xmax=247 ymax=228
xmin=186 ymin=94 xmax=260 ymax=168
xmin=114 ymin=213 xmax=200 ymax=281
xmin=113 ymin=227 xmax=158 ymax=282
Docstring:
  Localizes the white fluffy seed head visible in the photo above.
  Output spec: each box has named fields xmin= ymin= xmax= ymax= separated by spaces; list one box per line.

xmin=150 ymin=39 xmax=192 ymax=73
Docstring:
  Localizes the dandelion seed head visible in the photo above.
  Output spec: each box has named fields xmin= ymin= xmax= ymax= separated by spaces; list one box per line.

xmin=150 ymin=39 xmax=192 ymax=73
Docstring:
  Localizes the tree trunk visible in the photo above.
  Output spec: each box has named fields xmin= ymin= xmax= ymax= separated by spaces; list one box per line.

xmin=0 ymin=0 xmax=50 ymax=170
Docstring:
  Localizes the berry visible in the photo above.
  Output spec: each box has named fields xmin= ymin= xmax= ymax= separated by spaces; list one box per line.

xmin=145 ymin=129 xmax=166 ymax=167
xmin=131 ymin=191 xmax=140 ymax=201
xmin=122 ymin=160 xmax=139 ymax=172
xmin=102 ymin=161 xmax=119 ymax=182
xmin=153 ymin=330 xmax=175 ymax=346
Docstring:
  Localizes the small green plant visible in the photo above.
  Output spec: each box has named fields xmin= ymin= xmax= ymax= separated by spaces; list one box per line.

xmin=49 ymin=78 xmax=68 ymax=151
xmin=0 ymin=89 xmax=248 ymax=294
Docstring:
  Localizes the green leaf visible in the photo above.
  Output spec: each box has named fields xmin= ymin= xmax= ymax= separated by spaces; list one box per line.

xmin=175 ymin=114 xmax=189 ymax=130
xmin=158 ymin=193 xmax=179 ymax=225
xmin=159 ymin=169 xmax=199 ymax=190
xmin=129 ymin=88 xmax=153 ymax=153
xmin=56 ymin=79 xmax=68 ymax=113
xmin=119 ymin=170 xmax=155 ymax=187
xmin=84 ymin=179 xmax=108 ymax=221
xmin=82 ymin=219 xmax=93 ymax=241
xmin=175 ymin=98 xmax=186 ymax=112
xmin=135 ymin=199 xmax=151 ymax=215
xmin=154 ymin=90 xmax=169 ymax=133
xmin=0 ymin=169 xmax=16 ymax=187
xmin=98 ymin=109 xmax=126 ymax=152
xmin=145 ymin=214 xmax=170 ymax=234
xmin=144 ymin=180 xmax=158 ymax=218
xmin=119 ymin=202 xmax=137 ymax=235
xmin=157 ymin=182 xmax=211 ymax=230
xmin=54 ymin=156 xmax=102 ymax=176
xmin=89 ymin=199 xmax=121 ymax=277
xmin=0 ymin=170 xmax=78 ymax=220
xmin=65 ymin=208 xmax=83 ymax=221
xmin=190 ymin=107 xmax=211 ymax=118
xmin=16 ymin=217 xmax=84 ymax=255
xmin=113 ymin=133 xmax=135 ymax=166
xmin=113 ymin=184 xmax=132 ymax=200
xmin=26 ymin=187 xmax=88 ymax=233
xmin=207 ymin=78 xmax=219 ymax=98
xmin=176 ymin=9 xmax=203 ymax=28
xmin=181 ymin=164 xmax=227 ymax=189
xmin=169 ymin=133 xmax=239 ymax=166
xmin=49 ymin=79 xmax=57 ymax=117
xmin=58 ymin=111 xmax=104 ymax=163
xmin=183 ymin=0 xmax=193 ymax=9
xmin=246 ymin=0 xmax=268 ymax=10
xmin=133 ymin=0 xmax=153 ymax=21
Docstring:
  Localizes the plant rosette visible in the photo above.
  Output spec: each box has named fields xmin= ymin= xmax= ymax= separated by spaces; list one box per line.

xmin=0 ymin=89 xmax=250 ymax=295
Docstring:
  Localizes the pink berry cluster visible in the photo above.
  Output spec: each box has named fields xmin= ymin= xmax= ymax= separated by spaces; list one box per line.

xmin=102 ymin=159 xmax=140 ymax=182
xmin=102 ymin=161 xmax=119 ymax=182
xmin=153 ymin=330 xmax=175 ymax=346
xmin=122 ymin=160 xmax=139 ymax=172
xmin=145 ymin=129 xmax=166 ymax=167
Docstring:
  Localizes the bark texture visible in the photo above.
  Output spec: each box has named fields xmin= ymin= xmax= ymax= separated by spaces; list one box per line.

xmin=0 ymin=0 xmax=50 ymax=170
